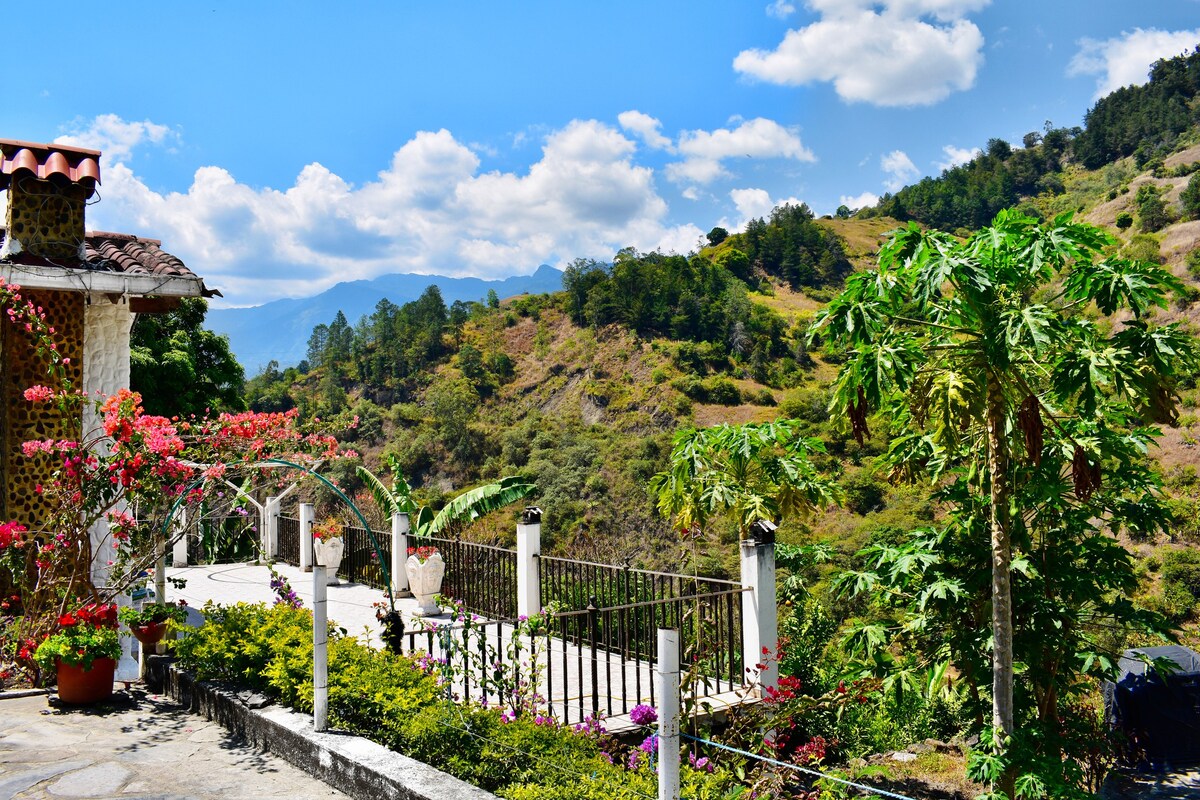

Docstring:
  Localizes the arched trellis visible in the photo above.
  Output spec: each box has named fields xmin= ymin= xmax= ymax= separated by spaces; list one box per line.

xmin=162 ymin=457 xmax=394 ymax=609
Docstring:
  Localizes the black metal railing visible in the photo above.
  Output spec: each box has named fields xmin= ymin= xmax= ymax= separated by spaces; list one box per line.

xmin=336 ymin=524 xmax=392 ymax=589
xmin=538 ymin=555 xmax=738 ymax=612
xmin=391 ymin=588 xmax=746 ymax=728
xmin=277 ymin=515 xmax=300 ymax=566
xmin=409 ymin=534 xmax=517 ymax=620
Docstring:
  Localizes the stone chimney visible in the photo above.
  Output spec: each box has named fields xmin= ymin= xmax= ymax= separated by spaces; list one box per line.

xmin=0 ymin=139 xmax=101 ymax=260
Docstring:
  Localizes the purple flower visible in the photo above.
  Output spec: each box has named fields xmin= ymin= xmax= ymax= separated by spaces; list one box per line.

xmin=639 ymin=734 xmax=658 ymax=754
xmin=629 ymin=703 xmax=657 ymax=726
xmin=688 ymin=752 xmax=714 ymax=773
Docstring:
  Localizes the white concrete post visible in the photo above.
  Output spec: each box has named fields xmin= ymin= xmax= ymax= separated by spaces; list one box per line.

xmin=299 ymin=503 xmax=314 ymax=573
xmin=264 ymin=496 xmax=280 ymax=560
xmin=391 ymin=512 xmax=411 ymax=597
xmin=154 ymin=535 xmax=167 ymax=604
xmin=171 ymin=509 xmax=188 ymax=567
xmin=657 ymin=628 xmax=681 ymax=800
xmin=740 ymin=520 xmax=779 ymax=696
xmin=313 ymin=564 xmax=328 ymax=732
xmin=516 ymin=507 xmax=543 ymax=619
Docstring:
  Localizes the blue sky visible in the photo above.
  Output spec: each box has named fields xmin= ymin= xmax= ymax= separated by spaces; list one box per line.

xmin=5 ymin=1 xmax=1199 ymax=306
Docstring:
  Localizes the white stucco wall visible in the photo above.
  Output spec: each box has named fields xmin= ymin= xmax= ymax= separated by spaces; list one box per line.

xmin=82 ymin=299 xmax=134 ymax=589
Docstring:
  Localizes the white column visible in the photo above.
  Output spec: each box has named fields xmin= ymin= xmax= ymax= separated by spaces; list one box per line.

xmin=313 ymin=564 xmax=328 ymax=732
xmin=740 ymin=521 xmax=779 ymax=696
xmin=81 ymin=298 xmax=134 ymax=590
xmin=657 ymin=628 xmax=680 ymax=800
xmin=516 ymin=507 xmax=542 ymax=619
xmin=264 ymin=496 xmax=280 ymax=560
xmin=391 ymin=512 xmax=411 ymax=597
xmin=299 ymin=503 xmax=314 ymax=572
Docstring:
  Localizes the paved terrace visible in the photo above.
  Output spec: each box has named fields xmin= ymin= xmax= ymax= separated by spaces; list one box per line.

xmin=166 ymin=562 xmax=748 ymax=732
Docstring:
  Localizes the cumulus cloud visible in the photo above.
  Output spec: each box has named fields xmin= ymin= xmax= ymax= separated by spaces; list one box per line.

xmin=618 ymin=110 xmax=674 ymax=151
xmin=839 ymin=191 xmax=879 ymax=211
xmin=766 ymin=1 xmax=796 ymax=18
xmin=935 ymin=144 xmax=981 ymax=171
xmin=733 ymin=0 xmax=988 ymax=106
xmin=55 ymin=114 xmax=176 ymax=163
xmin=1068 ymin=28 xmax=1200 ymax=99
xmin=666 ymin=117 xmax=814 ymax=185
xmin=881 ymin=150 xmax=919 ymax=191
xmin=729 ymin=187 xmax=804 ymax=229
xmin=80 ymin=115 xmax=699 ymax=306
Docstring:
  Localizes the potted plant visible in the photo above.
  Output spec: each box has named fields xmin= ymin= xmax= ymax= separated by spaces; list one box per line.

xmin=33 ymin=603 xmax=121 ymax=704
xmin=405 ymin=545 xmax=444 ymax=616
xmin=118 ymin=601 xmax=189 ymax=647
xmin=312 ymin=518 xmax=345 ymax=584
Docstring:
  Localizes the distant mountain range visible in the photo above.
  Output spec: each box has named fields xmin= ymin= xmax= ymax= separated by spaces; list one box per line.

xmin=207 ymin=264 xmax=564 ymax=372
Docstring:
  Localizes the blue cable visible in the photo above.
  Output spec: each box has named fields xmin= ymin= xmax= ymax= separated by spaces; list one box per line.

xmin=679 ymin=732 xmax=921 ymax=800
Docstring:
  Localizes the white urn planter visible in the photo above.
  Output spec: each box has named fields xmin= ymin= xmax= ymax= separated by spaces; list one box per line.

xmin=406 ymin=552 xmax=445 ymax=616
xmin=314 ymin=537 xmax=345 ymax=585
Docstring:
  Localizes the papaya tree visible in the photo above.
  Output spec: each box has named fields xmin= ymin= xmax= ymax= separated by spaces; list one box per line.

xmin=811 ymin=210 xmax=1195 ymax=793
xmin=649 ymin=420 xmax=842 ymax=539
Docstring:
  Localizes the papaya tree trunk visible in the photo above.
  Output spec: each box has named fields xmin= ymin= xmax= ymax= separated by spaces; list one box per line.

xmin=986 ymin=370 xmax=1015 ymax=796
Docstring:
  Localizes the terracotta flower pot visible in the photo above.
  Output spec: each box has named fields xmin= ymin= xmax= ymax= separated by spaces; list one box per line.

xmin=132 ymin=621 xmax=167 ymax=646
xmin=56 ymin=657 xmax=116 ymax=704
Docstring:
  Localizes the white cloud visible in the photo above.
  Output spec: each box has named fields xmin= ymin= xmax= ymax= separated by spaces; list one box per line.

xmin=1068 ymin=28 xmax=1200 ymax=99
xmin=766 ymin=1 xmax=795 ymax=19
xmin=881 ymin=150 xmax=919 ymax=191
xmin=729 ymin=187 xmax=804 ymax=229
xmin=935 ymin=144 xmax=980 ymax=171
xmin=733 ymin=1 xmax=987 ymax=106
xmin=618 ymin=110 xmax=674 ymax=151
xmin=839 ymin=191 xmax=879 ymax=210
xmin=54 ymin=114 xmax=176 ymax=163
xmin=81 ymin=115 xmax=699 ymax=306
xmin=666 ymin=117 xmax=814 ymax=185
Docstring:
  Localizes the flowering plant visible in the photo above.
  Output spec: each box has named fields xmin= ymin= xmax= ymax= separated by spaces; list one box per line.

xmin=117 ymin=601 xmax=189 ymax=628
xmin=33 ymin=603 xmax=121 ymax=671
xmin=406 ymin=545 xmax=440 ymax=563
xmin=312 ymin=518 xmax=343 ymax=542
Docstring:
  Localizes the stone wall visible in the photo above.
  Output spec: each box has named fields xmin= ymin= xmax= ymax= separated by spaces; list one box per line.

xmin=1 ymin=289 xmax=84 ymax=529
xmin=4 ymin=174 xmax=88 ymax=260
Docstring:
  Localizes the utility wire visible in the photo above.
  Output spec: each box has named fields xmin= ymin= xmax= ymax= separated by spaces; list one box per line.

xmin=680 ymin=732 xmax=921 ymax=800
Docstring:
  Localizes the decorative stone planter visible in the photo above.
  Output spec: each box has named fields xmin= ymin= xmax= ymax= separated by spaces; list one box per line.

xmin=314 ymin=537 xmax=344 ymax=585
xmin=56 ymin=657 xmax=116 ymax=704
xmin=406 ymin=553 xmax=445 ymax=616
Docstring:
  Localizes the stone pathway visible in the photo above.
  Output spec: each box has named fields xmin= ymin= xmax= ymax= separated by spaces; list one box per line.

xmin=0 ymin=689 xmax=346 ymax=799
xmin=1100 ymin=767 xmax=1200 ymax=799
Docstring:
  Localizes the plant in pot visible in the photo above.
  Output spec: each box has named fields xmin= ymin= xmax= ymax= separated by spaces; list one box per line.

xmin=33 ymin=603 xmax=121 ymax=704
xmin=118 ymin=601 xmax=189 ymax=648
xmin=406 ymin=545 xmax=444 ymax=616
xmin=312 ymin=518 xmax=345 ymax=584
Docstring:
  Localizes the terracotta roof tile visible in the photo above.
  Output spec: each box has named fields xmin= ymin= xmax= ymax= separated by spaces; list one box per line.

xmin=0 ymin=228 xmax=218 ymax=297
xmin=0 ymin=139 xmax=101 ymax=197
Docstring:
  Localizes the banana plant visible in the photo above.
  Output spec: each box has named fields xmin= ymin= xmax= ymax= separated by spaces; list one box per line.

xmin=357 ymin=454 xmax=534 ymax=537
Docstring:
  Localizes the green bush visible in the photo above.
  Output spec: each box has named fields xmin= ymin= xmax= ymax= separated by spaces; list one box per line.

xmin=175 ymin=602 xmax=736 ymax=797
xmin=1162 ymin=548 xmax=1200 ymax=599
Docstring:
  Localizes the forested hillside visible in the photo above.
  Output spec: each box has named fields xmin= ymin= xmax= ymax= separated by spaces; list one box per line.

xmin=870 ymin=46 xmax=1200 ymax=232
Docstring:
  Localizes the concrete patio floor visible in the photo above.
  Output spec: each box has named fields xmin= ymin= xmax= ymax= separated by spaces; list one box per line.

xmin=166 ymin=561 xmax=443 ymax=647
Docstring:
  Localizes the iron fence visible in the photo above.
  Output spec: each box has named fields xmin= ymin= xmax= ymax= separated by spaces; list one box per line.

xmin=337 ymin=524 xmax=392 ymax=589
xmin=538 ymin=555 xmax=740 ymax=612
xmin=277 ymin=515 xmax=300 ymax=566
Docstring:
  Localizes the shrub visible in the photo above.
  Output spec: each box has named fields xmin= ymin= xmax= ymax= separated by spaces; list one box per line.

xmin=1115 ymin=211 xmax=1133 ymax=230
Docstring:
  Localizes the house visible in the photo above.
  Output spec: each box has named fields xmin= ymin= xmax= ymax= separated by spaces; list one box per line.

xmin=0 ymin=138 xmax=215 ymax=582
